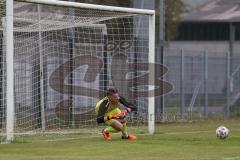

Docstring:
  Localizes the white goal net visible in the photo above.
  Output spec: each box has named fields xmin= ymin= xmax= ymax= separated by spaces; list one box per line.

xmin=0 ymin=0 xmax=155 ymax=142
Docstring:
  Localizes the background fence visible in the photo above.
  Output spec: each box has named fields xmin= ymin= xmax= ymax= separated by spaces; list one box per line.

xmin=156 ymin=48 xmax=240 ymax=121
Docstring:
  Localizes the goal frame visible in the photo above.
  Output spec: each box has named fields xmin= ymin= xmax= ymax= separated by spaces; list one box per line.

xmin=5 ymin=0 xmax=155 ymax=142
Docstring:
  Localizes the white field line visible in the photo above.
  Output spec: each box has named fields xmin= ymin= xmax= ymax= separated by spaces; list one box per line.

xmin=14 ymin=129 xmax=240 ymax=143
xmin=21 ymin=130 xmax=212 ymax=143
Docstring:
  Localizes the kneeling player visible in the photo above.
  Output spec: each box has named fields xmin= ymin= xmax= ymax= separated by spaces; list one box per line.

xmin=95 ymin=88 xmax=137 ymax=141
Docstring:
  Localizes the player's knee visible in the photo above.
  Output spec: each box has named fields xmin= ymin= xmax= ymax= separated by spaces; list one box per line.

xmin=111 ymin=121 xmax=123 ymax=131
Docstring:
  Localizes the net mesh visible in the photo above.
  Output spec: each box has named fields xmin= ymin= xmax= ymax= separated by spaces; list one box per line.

xmin=0 ymin=1 xmax=152 ymax=139
xmin=0 ymin=0 xmax=6 ymax=141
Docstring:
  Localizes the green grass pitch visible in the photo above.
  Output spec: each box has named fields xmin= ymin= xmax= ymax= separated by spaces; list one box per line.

xmin=0 ymin=119 xmax=240 ymax=160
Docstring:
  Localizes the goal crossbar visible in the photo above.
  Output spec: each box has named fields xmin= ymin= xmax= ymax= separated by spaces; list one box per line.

xmin=16 ymin=0 xmax=155 ymax=15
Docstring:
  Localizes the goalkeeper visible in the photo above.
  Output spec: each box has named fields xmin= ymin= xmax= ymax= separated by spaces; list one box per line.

xmin=95 ymin=88 xmax=137 ymax=141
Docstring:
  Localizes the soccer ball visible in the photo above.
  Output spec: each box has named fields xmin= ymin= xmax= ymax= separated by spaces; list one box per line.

xmin=216 ymin=126 xmax=229 ymax=139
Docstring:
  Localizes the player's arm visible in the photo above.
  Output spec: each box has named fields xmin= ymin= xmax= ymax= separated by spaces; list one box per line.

xmin=119 ymin=96 xmax=137 ymax=112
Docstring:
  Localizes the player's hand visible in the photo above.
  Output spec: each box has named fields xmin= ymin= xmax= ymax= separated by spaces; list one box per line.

xmin=107 ymin=114 xmax=119 ymax=120
xmin=126 ymin=108 xmax=131 ymax=113
xmin=119 ymin=111 xmax=127 ymax=119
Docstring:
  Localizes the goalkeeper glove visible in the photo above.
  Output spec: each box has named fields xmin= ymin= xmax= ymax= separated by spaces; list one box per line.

xmin=119 ymin=111 xmax=127 ymax=119
xmin=107 ymin=114 xmax=119 ymax=120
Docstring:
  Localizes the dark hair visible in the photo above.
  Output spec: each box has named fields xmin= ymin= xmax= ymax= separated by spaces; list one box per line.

xmin=106 ymin=88 xmax=118 ymax=96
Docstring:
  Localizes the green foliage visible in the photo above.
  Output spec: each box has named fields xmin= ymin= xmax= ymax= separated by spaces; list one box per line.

xmin=165 ymin=0 xmax=185 ymax=42
xmin=155 ymin=0 xmax=185 ymax=43
xmin=0 ymin=0 xmax=5 ymax=17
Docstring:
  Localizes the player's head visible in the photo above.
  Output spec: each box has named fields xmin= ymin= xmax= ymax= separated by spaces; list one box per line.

xmin=106 ymin=88 xmax=120 ymax=104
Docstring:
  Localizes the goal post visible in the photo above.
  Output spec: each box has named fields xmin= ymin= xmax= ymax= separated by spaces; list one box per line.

xmin=6 ymin=0 xmax=14 ymax=142
xmin=148 ymin=15 xmax=155 ymax=135
xmin=2 ymin=0 xmax=156 ymax=142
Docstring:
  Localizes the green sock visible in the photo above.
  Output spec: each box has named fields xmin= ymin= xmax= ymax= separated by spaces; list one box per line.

xmin=104 ymin=126 xmax=118 ymax=133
